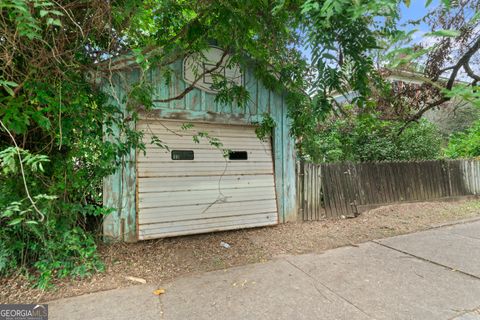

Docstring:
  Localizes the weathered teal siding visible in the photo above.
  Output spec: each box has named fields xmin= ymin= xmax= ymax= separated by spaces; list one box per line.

xmin=102 ymin=72 xmax=138 ymax=242
xmin=103 ymin=58 xmax=297 ymax=242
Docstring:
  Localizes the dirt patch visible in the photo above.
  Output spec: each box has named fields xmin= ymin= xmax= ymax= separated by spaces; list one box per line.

xmin=2 ymin=199 xmax=480 ymax=303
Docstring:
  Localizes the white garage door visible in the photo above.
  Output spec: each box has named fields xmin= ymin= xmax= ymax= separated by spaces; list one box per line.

xmin=136 ymin=119 xmax=278 ymax=240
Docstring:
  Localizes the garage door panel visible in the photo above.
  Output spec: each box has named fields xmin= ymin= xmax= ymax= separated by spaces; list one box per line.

xmin=141 ymin=139 xmax=271 ymax=152
xmin=139 ymin=206 xmax=277 ymax=225
xmin=138 ymin=175 xmax=275 ymax=193
xmin=141 ymin=132 xmax=267 ymax=142
xmin=140 ymin=129 xmax=262 ymax=139
xmin=141 ymin=132 xmax=271 ymax=148
xmin=138 ymin=161 xmax=273 ymax=177
xmin=139 ymin=190 xmax=276 ymax=209
xmin=139 ymin=186 xmax=276 ymax=208
xmin=139 ymin=212 xmax=275 ymax=231
xmin=139 ymin=219 xmax=277 ymax=240
xmin=138 ymin=213 xmax=277 ymax=240
xmin=139 ymin=211 xmax=278 ymax=226
xmin=136 ymin=119 xmax=278 ymax=239
xmin=137 ymin=121 xmax=263 ymax=137
xmin=138 ymin=149 xmax=272 ymax=162
xmin=138 ymin=200 xmax=278 ymax=223
xmin=139 ymin=199 xmax=276 ymax=216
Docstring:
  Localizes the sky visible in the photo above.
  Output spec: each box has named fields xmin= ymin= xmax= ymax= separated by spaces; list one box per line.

xmin=398 ymin=0 xmax=442 ymax=44
xmin=399 ymin=0 xmax=479 ymax=80
xmin=300 ymin=1 xmax=443 ymax=62
xmin=399 ymin=0 xmax=438 ymax=30
xmin=397 ymin=0 xmax=432 ymax=49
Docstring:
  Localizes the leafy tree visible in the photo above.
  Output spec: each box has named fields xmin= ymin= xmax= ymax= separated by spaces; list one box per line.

xmin=302 ymin=113 xmax=442 ymax=163
xmin=445 ymin=120 xmax=480 ymax=158
xmin=379 ymin=0 xmax=480 ymax=126
xmin=423 ymin=100 xmax=480 ymax=137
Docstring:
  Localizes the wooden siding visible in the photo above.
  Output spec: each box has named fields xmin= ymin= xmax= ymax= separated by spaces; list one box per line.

xmin=136 ymin=120 xmax=278 ymax=240
xmin=102 ymin=73 xmax=137 ymax=242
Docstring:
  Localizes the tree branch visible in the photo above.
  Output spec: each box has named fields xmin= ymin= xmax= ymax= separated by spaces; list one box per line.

xmin=95 ymin=11 xmax=207 ymax=69
xmin=464 ymin=62 xmax=480 ymax=82
xmin=401 ymin=35 xmax=480 ymax=132
xmin=397 ymin=97 xmax=449 ymax=135
xmin=152 ymin=50 xmax=229 ymax=103
xmin=447 ymin=36 xmax=480 ymax=89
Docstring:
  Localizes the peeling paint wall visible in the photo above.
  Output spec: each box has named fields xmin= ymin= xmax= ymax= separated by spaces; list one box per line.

xmin=102 ymin=72 xmax=138 ymax=242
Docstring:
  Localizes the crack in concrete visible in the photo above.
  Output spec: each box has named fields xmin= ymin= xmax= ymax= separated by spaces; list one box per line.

xmin=447 ymin=306 xmax=480 ymax=320
xmin=447 ymin=232 xmax=480 ymax=241
xmin=428 ymin=216 xmax=480 ymax=231
xmin=158 ymin=292 xmax=165 ymax=320
xmin=371 ymin=241 xmax=480 ymax=281
xmin=284 ymin=258 xmax=376 ymax=319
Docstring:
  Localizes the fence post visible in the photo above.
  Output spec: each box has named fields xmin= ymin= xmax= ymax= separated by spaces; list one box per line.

xmin=317 ymin=164 xmax=323 ymax=219
xmin=296 ymin=161 xmax=305 ymax=221
xmin=447 ymin=160 xmax=453 ymax=197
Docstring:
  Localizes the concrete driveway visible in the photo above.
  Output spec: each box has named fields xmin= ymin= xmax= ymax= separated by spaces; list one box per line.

xmin=49 ymin=219 xmax=480 ymax=320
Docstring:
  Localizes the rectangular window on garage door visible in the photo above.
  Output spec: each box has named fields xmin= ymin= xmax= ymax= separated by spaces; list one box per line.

xmin=171 ymin=150 xmax=194 ymax=160
xmin=228 ymin=151 xmax=248 ymax=160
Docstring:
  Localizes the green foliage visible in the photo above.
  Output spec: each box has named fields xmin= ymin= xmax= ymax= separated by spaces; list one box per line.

xmin=0 ymin=65 xmax=139 ymax=287
xmin=0 ymin=82 xmax=132 ymax=286
xmin=0 ymin=147 xmax=49 ymax=175
xmin=0 ymin=0 xmax=152 ymax=286
xmin=254 ymin=114 xmax=276 ymax=142
xmin=444 ymin=120 xmax=480 ymax=159
xmin=0 ymin=146 xmax=107 ymax=288
xmin=302 ymin=114 xmax=442 ymax=163
xmin=443 ymin=86 xmax=480 ymax=109
xmin=301 ymin=0 xmax=398 ymax=112
xmin=33 ymin=228 xmax=104 ymax=289
xmin=382 ymin=1 xmax=480 ymax=113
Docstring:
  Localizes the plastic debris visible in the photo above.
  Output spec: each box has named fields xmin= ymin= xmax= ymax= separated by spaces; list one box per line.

xmin=153 ymin=288 xmax=166 ymax=295
xmin=125 ymin=276 xmax=147 ymax=284
xmin=220 ymin=241 xmax=231 ymax=249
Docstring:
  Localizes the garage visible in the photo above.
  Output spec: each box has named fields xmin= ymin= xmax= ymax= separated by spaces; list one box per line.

xmin=102 ymin=45 xmax=296 ymax=242
xmin=136 ymin=119 xmax=278 ymax=240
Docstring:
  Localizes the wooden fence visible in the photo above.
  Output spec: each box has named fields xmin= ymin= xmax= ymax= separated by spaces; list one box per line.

xmin=296 ymin=159 xmax=480 ymax=220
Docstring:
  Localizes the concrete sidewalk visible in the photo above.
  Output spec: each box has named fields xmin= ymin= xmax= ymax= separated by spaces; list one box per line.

xmin=49 ymin=220 xmax=480 ymax=320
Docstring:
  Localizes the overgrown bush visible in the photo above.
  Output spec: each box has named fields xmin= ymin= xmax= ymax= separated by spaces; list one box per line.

xmin=444 ymin=120 xmax=480 ymax=159
xmin=301 ymin=113 xmax=442 ymax=163
xmin=0 ymin=0 xmax=152 ymax=287
xmin=0 ymin=79 xmax=139 ymax=288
